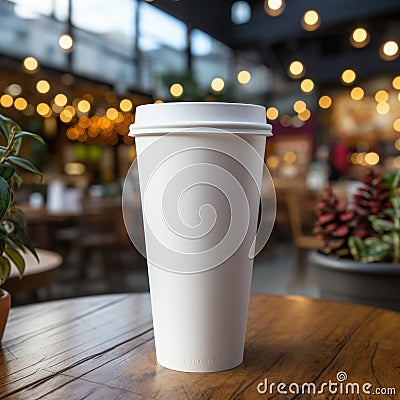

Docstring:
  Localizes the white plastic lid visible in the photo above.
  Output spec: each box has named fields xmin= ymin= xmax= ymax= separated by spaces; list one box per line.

xmin=129 ymin=102 xmax=273 ymax=136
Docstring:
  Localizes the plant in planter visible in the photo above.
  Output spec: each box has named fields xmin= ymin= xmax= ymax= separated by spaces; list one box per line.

xmin=0 ymin=114 xmax=43 ymax=341
xmin=311 ymin=169 xmax=400 ymax=311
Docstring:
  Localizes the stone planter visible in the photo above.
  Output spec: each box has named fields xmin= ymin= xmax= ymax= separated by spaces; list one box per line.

xmin=310 ymin=251 xmax=400 ymax=312
xmin=0 ymin=289 xmax=11 ymax=342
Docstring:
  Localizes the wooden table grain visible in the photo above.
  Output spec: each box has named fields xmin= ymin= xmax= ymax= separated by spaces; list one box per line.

xmin=0 ymin=294 xmax=399 ymax=399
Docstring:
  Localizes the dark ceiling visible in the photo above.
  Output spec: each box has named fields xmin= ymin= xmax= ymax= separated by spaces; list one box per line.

xmin=151 ymin=0 xmax=400 ymax=86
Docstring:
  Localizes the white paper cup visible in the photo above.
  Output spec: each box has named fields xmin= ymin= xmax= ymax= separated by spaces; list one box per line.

xmin=129 ymin=102 xmax=272 ymax=372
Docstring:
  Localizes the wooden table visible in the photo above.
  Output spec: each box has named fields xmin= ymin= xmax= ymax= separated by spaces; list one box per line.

xmin=0 ymin=294 xmax=399 ymax=399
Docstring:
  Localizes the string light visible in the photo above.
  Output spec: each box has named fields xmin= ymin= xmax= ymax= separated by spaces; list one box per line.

xmin=293 ymin=100 xmax=307 ymax=113
xmin=54 ymin=93 xmax=68 ymax=107
xmin=14 ymin=97 xmax=27 ymax=111
xmin=266 ymin=107 xmax=279 ymax=120
xmin=120 ymin=98 xmax=133 ymax=112
xmin=288 ymin=60 xmax=305 ymax=79
xmin=36 ymin=103 xmax=50 ymax=117
xmin=7 ymin=84 xmax=22 ymax=96
xmin=170 ymin=83 xmax=183 ymax=97
xmin=350 ymin=27 xmax=369 ymax=48
xmin=0 ymin=94 xmax=13 ymax=108
xmin=36 ymin=80 xmax=50 ymax=94
xmin=365 ymin=152 xmax=379 ymax=166
xmin=350 ymin=87 xmax=364 ymax=101
xmin=394 ymin=119 xmax=400 ymax=132
xmin=264 ymin=0 xmax=285 ymax=17
xmin=59 ymin=34 xmax=73 ymax=51
xmin=392 ymin=76 xmax=400 ymax=90
xmin=374 ymin=90 xmax=389 ymax=102
xmin=237 ymin=70 xmax=251 ymax=84
xmin=302 ymin=10 xmax=320 ymax=31
xmin=376 ymin=102 xmax=390 ymax=115
xmin=211 ymin=77 xmax=225 ymax=92
xmin=319 ymin=95 xmax=332 ymax=109
xmin=298 ymin=109 xmax=311 ymax=121
xmin=380 ymin=40 xmax=399 ymax=60
xmin=77 ymin=99 xmax=90 ymax=113
xmin=341 ymin=69 xmax=356 ymax=85
xmin=300 ymin=78 xmax=314 ymax=93
xmin=23 ymin=56 xmax=39 ymax=73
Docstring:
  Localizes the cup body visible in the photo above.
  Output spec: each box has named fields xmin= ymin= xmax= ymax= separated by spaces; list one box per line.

xmin=130 ymin=103 xmax=271 ymax=372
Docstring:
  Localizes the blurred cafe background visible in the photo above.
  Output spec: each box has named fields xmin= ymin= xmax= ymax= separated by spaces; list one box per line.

xmin=1 ymin=0 xmax=400 ymax=304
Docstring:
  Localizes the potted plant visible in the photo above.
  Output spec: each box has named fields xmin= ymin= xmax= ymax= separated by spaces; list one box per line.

xmin=311 ymin=169 xmax=400 ymax=312
xmin=0 ymin=114 xmax=43 ymax=342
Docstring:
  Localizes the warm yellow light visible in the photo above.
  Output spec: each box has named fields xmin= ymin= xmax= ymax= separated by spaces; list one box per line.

xmin=106 ymin=107 xmax=119 ymax=120
xmin=23 ymin=56 xmax=38 ymax=72
xmin=7 ymin=84 xmax=22 ymax=96
xmin=65 ymin=105 xmax=76 ymax=116
xmin=352 ymin=28 xmax=367 ymax=43
xmin=170 ymin=83 xmax=183 ymax=97
xmin=266 ymin=107 xmax=279 ymax=121
xmin=393 ymin=119 xmax=400 ymax=132
xmin=14 ymin=97 xmax=27 ymax=111
xmin=351 ymin=87 xmax=364 ymax=101
xmin=54 ymin=93 xmax=68 ymax=107
xmin=0 ymin=94 xmax=13 ymax=108
xmin=280 ymin=115 xmax=292 ymax=127
xmin=298 ymin=109 xmax=311 ymax=121
xmin=266 ymin=155 xmax=280 ymax=169
xmin=392 ymin=76 xmax=400 ymax=90
xmin=267 ymin=0 xmax=283 ymax=11
xmin=59 ymin=34 xmax=73 ymax=51
xmin=36 ymin=80 xmax=50 ymax=94
xmin=376 ymin=102 xmax=390 ymax=115
xmin=64 ymin=162 xmax=85 ymax=175
xmin=288 ymin=60 xmax=305 ymax=78
xmin=395 ymin=138 xmax=400 ymax=150
xmin=293 ymin=100 xmax=307 ymax=113
xmin=283 ymin=151 xmax=297 ymax=164
xmin=341 ymin=69 xmax=356 ymax=85
xmin=60 ymin=109 xmax=73 ymax=123
xmin=77 ymin=99 xmax=90 ymax=113
xmin=374 ymin=90 xmax=389 ymax=103
xmin=36 ymin=103 xmax=50 ymax=116
xmin=264 ymin=0 xmax=285 ymax=16
xmin=237 ymin=70 xmax=251 ymax=84
xmin=319 ymin=95 xmax=332 ymax=109
xmin=300 ymin=78 xmax=314 ymax=93
xmin=382 ymin=40 xmax=399 ymax=57
xmin=211 ymin=77 xmax=225 ymax=92
xmin=350 ymin=28 xmax=369 ymax=48
xmin=302 ymin=10 xmax=320 ymax=31
xmin=154 ymin=99 xmax=164 ymax=104
xmin=120 ymin=98 xmax=133 ymax=112
xmin=365 ymin=152 xmax=380 ymax=166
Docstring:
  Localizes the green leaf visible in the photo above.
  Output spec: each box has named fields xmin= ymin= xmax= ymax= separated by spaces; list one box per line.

xmin=382 ymin=233 xmax=394 ymax=244
xmin=14 ymin=131 xmax=45 ymax=145
xmin=12 ymin=171 xmax=22 ymax=188
xmin=0 ymin=162 xmax=15 ymax=181
xmin=7 ymin=222 xmax=38 ymax=263
xmin=0 ymin=255 xmax=11 ymax=285
xmin=349 ymin=236 xmax=365 ymax=261
xmin=4 ymin=248 xmax=25 ymax=279
xmin=0 ymin=176 xmax=11 ymax=221
xmin=7 ymin=156 xmax=42 ymax=176
xmin=371 ymin=218 xmax=395 ymax=233
xmin=0 ymin=114 xmax=20 ymax=143
xmin=364 ymin=237 xmax=383 ymax=247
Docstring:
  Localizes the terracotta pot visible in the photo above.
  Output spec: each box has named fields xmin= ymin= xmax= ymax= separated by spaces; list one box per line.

xmin=0 ymin=289 xmax=11 ymax=342
xmin=311 ymin=251 xmax=400 ymax=312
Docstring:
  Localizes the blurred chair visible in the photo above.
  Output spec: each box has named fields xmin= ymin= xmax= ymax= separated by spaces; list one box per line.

xmin=286 ymin=189 xmax=321 ymax=285
xmin=74 ymin=203 xmax=121 ymax=291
